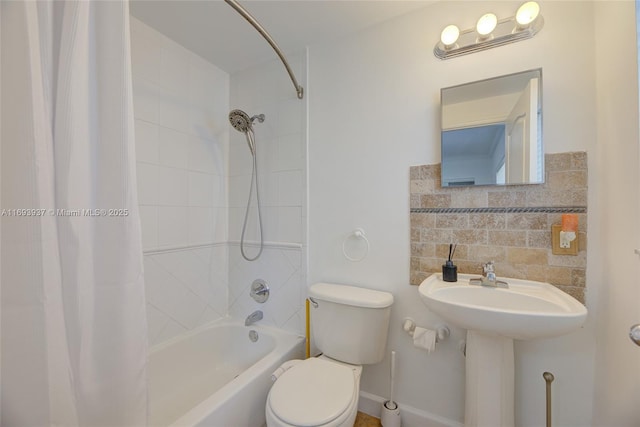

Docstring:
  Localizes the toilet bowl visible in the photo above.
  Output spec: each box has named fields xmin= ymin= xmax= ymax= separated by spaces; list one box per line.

xmin=266 ymin=356 xmax=362 ymax=427
xmin=265 ymin=282 xmax=393 ymax=427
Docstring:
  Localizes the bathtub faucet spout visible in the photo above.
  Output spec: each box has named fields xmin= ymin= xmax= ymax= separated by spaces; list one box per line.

xmin=245 ymin=310 xmax=263 ymax=326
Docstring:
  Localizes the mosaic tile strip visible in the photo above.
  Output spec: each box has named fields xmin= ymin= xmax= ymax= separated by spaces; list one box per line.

xmin=411 ymin=206 xmax=587 ymax=214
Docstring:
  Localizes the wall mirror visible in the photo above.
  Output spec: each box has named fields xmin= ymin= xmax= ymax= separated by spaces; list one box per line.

xmin=441 ymin=69 xmax=543 ymax=187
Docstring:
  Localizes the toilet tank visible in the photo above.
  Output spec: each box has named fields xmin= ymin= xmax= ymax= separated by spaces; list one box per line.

xmin=308 ymin=283 xmax=393 ymax=365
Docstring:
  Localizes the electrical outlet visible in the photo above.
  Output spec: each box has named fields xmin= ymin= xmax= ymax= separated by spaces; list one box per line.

xmin=551 ymin=224 xmax=578 ymax=255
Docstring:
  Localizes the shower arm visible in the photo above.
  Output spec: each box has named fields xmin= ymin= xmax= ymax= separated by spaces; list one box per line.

xmin=224 ymin=0 xmax=304 ymax=100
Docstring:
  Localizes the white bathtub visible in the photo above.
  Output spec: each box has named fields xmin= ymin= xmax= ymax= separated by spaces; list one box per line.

xmin=148 ymin=319 xmax=305 ymax=427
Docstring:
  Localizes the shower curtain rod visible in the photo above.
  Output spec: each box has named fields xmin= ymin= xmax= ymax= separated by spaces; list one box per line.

xmin=224 ymin=0 xmax=304 ymax=100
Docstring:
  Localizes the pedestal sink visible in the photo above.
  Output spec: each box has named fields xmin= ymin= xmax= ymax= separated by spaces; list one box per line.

xmin=418 ymin=274 xmax=587 ymax=427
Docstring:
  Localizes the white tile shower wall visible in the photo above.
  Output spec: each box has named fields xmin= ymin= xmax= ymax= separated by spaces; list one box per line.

xmin=131 ymin=17 xmax=230 ymax=344
xmin=228 ymin=245 xmax=305 ymax=335
xmin=144 ymin=245 xmax=229 ymax=346
xmin=228 ymin=53 xmax=307 ymax=335
xmin=229 ymin=54 xmax=306 ymax=245
xmin=131 ymin=17 xmax=229 ymax=251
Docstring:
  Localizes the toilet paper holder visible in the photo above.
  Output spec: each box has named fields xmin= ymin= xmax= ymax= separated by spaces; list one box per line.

xmin=402 ymin=317 xmax=450 ymax=342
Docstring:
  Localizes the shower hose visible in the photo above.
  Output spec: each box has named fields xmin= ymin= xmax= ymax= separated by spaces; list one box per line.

xmin=240 ymin=129 xmax=264 ymax=261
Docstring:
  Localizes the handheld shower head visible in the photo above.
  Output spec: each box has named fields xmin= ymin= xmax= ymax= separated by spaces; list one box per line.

xmin=228 ymin=109 xmax=266 ymax=262
xmin=228 ymin=109 xmax=265 ymax=156
xmin=229 ymin=109 xmax=252 ymax=133
xmin=229 ymin=109 xmax=255 ymax=155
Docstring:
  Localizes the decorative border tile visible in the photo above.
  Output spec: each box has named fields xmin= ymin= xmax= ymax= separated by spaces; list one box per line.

xmin=411 ymin=206 xmax=587 ymax=214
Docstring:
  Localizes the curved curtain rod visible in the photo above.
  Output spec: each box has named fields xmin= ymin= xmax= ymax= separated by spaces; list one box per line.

xmin=224 ymin=0 xmax=304 ymax=100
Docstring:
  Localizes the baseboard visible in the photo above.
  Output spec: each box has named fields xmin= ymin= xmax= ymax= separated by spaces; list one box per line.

xmin=358 ymin=391 xmax=463 ymax=427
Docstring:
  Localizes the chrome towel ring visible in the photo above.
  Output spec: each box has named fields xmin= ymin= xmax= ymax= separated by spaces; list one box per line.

xmin=342 ymin=228 xmax=370 ymax=262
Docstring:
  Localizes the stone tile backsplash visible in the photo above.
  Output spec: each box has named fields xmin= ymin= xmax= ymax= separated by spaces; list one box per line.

xmin=410 ymin=152 xmax=587 ymax=303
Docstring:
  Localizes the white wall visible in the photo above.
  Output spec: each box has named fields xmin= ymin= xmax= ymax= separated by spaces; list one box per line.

xmin=308 ymin=2 xmax=605 ymax=425
xmin=592 ymin=2 xmax=640 ymax=425
xmin=130 ymin=18 xmax=230 ymax=346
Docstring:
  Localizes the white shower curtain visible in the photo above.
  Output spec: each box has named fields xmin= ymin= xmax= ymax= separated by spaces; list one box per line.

xmin=1 ymin=1 xmax=148 ymax=425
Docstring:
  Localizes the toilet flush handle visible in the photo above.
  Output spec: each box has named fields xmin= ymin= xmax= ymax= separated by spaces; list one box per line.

xmin=308 ymin=297 xmax=318 ymax=308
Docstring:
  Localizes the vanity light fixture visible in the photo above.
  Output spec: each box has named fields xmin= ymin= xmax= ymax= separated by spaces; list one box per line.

xmin=434 ymin=1 xmax=544 ymax=60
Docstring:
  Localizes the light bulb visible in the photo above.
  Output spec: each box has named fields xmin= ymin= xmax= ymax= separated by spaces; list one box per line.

xmin=476 ymin=13 xmax=497 ymax=37
xmin=516 ymin=1 xmax=540 ymax=27
xmin=440 ymin=25 xmax=460 ymax=47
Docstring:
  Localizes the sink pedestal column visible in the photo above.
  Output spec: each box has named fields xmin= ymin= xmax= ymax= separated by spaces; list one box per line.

xmin=465 ymin=331 xmax=514 ymax=427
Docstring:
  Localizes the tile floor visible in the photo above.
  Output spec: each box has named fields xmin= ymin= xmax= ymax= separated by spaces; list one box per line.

xmin=354 ymin=411 xmax=382 ymax=427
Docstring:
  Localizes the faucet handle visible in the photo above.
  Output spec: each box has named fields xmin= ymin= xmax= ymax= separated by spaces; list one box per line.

xmin=483 ymin=261 xmax=495 ymax=274
xmin=250 ymin=279 xmax=270 ymax=303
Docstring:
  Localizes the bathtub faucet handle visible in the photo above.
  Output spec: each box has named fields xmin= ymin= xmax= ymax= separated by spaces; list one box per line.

xmin=250 ymin=279 xmax=270 ymax=303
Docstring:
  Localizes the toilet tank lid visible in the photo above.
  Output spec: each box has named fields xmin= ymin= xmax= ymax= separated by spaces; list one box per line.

xmin=309 ymin=283 xmax=394 ymax=308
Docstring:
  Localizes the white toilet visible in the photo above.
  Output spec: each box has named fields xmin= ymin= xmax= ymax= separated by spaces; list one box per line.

xmin=266 ymin=282 xmax=394 ymax=427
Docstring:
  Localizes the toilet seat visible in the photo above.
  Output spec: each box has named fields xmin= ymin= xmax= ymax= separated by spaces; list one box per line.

xmin=267 ymin=358 xmax=357 ymax=427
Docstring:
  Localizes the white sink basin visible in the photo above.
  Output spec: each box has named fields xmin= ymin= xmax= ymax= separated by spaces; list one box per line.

xmin=419 ymin=273 xmax=588 ymax=426
xmin=418 ymin=273 xmax=587 ymax=340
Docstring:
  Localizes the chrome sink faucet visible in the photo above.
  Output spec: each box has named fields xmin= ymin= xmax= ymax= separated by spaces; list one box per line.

xmin=470 ymin=261 xmax=509 ymax=288
xmin=245 ymin=310 xmax=263 ymax=326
